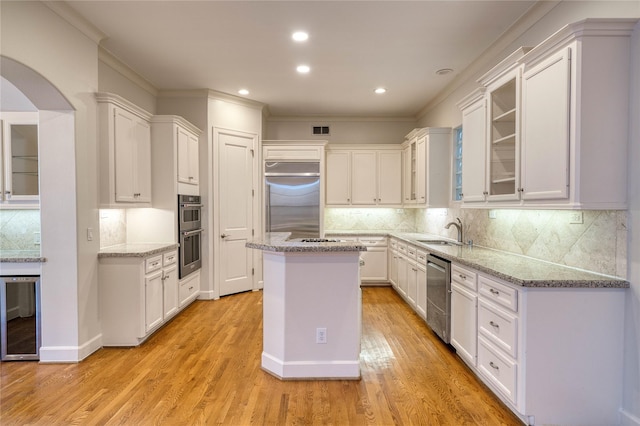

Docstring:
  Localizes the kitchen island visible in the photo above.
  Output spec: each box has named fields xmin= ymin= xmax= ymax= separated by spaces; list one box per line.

xmin=246 ymin=234 xmax=366 ymax=380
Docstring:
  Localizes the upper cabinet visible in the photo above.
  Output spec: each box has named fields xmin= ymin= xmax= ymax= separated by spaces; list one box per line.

xmin=458 ymin=19 xmax=636 ymax=209
xmin=97 ymin=93 xmax=153 ymax=207
xmin=325 ymin=145 xmax=402 ymax=207
xmin=402 ymin=127 xmax=451 ymax=208
xmin=151 ymin=115 xmax=202 ymax=200
xmin=0 ymin=112 xmax=39 ymax=205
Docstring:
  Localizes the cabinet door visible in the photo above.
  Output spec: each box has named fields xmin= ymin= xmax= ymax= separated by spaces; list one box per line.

xmin=521 ymin=48 xmax=570 ymax=201
xmin=177 ymin=127 xmax=199 ymax=185
xmin=134 ymin=118 xmax=152 ymax=202
xmin=145 ymin=270 xmax=164 ymax=333
xmin=415 ymin=136 xmax=427 ymax=204
xmin=406 ymin=259 xmax=418 ymax=308
xmin=351 ymin=151 xmax=377 ymax=205
xmin=114 ymin=107 xmax=137 ymax=202
xmin=325 ymin=151 xmax=351 ymax=205
xmin=0 ymin=113 xmax=39 ymax=202
xmin=416 ymin=264 xmax=427 ymax=319
xmin=461 ymin=98 xmax=488 ymax=202
xmin=451 ymin=282 xmax=478 ymax=366
xmin=360 ymin=246 xmax=388 ymax=281
xmin=388 ymin=249 xmax=398 ymax=288
xmin=397 ymin=254 xmax=407 ymax=297
xmin=486 ymin=72 xmax=521 ymax=201
xmin=163 ymin=265 xmax=179 ymax=319
xmin=377 ymin=151 xmax=402 ymax=205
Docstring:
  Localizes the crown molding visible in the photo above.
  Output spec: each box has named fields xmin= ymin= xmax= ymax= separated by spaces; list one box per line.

xmin=266 ymin=115 xmax=416 ymax=123
xmin=98 ymin=48 xmax=159 ymax=97
xmin=416 ymin=0 xmax=561 ymax=121
xmin=43 ymin=1 xmax=106 ymax=44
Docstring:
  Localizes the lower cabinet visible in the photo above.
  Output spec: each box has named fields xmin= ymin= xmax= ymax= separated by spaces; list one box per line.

xmin=179 ymin=270 xmax=200 ymax=307
xmin=99 ymin=248 xmax=196 ymax=346
xmin=358 ymin=236 xmax=388 ymax=283
xmin=415 ymin=250 xmax=427 ymax=319
xmin=450 ymin=263 xmax=477 ymax=367
xmin=449 ymin=262 xmax=626 ymax=425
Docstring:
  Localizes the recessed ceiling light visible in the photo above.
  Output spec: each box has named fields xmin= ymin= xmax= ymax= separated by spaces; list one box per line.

xmin=238 ymin=89 xmax=249 ymax=95
xmin=292 ymin=31 xmax=309 ymax=42
xmin=297 ymin=65 xmax=310 ymax=74
xmin=436 ymin=68 xmax=454 ymax=75
xmin=374 ymin=87 xmax=387 ymax=94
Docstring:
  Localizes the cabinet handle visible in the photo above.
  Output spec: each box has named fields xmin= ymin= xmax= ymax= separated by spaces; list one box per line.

xmin=489 ymin=362 xmax=499 ymax=370
xmin=189 ymin=286 xmax=194 ymax=290
xmin=221 ymin=233 xmax=228 ymax=239
xmin=459 ymin=274 xmax=466 ymax=280
xmin=460 ymin=193 xmax=463 ymax=197
xmin=489 ymin=321 xmax=500 ymax=329
xmin=489 ymin=288 xmax=500 ymax=296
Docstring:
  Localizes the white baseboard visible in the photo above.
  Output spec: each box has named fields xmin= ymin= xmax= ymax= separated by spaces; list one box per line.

xmin=39 ymin=333 xmax=102 ymax=363
xmin=262 ymin=352 xmax=360 ymax=380
xmin=621 ymin=408 xmax=640 ymax=426
xmin=197 ymin=290 xmax=216 ymax=300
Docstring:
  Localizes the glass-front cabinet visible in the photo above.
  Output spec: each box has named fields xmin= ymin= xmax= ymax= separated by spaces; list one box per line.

xmin=487 ymin=73 xmax=519 ymax=201
xmin=1 ymin=112 xmax=39 ymax=203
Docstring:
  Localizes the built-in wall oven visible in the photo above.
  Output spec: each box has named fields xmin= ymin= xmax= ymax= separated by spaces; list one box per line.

xmin=178 ymin=194 xmax=202 ymax=279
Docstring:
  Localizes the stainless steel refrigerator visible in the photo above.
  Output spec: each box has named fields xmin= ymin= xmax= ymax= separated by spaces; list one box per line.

xmin=265 ymin=161 xmax=320 ymax=239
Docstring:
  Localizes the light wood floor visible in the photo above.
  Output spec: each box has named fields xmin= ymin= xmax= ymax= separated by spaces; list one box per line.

xmin=1 ymin=287 xmax=523 ymax=425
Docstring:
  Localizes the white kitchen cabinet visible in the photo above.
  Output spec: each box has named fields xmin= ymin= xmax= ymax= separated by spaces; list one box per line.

xmin=97 ymin=92 xmax=153 ymax=207
xmin=179 ymin=269 xmax=200 ymax=307
xmin=263 ymin=141 xmax=326 ymax=161
xmin=99 ymin=248 xmax=181 ymax=346
xmin=0 ymin=112 xmax=39 ymax=204
xmin=325 ymin=150 xmax=351 ymax=205
xmin=388 ymin=238 xmax=399 ymax=289
xmin=448 ymin=264 xmax=625 ymax=425
xmin=396 ymin=242 xmax=408 ymax=298
xmin=151 ymin=115 xmax=202 ymax=201
xmin=450 ymin=263 xmax=477 ymax=367
xmin=402 ymin=127 xmax=451 ymax=207
xmin=358 ymin=236 xmax=388 ymax=283
xmin=518 ymin=19 xmax=633 ymax=209
xmin=415 ymin=250 xmax=427 ymax=319
xmin=458 ymin=19 xmax=634 ymax=209
xmin=326 ymin=146 xmax=402 ymax=207
xmin=457 ymin=90 xmax=487 ymax=203
xmin=405 ymin=245 xmax=418 ymax=308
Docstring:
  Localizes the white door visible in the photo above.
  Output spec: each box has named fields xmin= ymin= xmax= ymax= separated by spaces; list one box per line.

xmin=218 ymin=128 xmax=255 ymax=296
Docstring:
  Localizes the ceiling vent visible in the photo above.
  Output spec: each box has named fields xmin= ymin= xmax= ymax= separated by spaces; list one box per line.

xmin=312 ymin=126 xmax=330 ymax=135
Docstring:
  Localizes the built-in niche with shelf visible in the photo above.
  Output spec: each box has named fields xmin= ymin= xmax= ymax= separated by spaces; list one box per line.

xmin=488 ymin=78 xmax=516 ymax=197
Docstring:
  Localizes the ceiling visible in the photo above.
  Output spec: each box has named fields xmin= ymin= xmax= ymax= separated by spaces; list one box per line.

xmin=65 ymin=0 xmax=538 ymax=118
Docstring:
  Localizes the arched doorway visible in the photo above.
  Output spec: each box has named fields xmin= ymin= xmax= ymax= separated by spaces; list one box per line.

xmin=1 ymin=55 xmax=83 ymax=362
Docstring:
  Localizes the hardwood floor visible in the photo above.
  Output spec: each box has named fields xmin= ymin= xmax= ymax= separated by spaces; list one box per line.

xmin=0 ymin=287 xmax=523 ymax=425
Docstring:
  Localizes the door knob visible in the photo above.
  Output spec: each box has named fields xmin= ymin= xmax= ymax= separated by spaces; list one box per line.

xmin=221 ymin=233 xmax=228 ymax=239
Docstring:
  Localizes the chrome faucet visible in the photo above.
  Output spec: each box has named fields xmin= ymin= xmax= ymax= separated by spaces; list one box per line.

xmin=445 ymin=217 xmax=463 ymax=244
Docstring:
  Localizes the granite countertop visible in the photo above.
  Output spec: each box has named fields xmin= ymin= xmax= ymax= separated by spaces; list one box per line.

xmin=0 ymin=250 xmax=47 ymax=263
xmin=246 ymin=233 xmax=367 ymax=253
xmin=98 ymin=243 xmax=179 ymax=258
xmin=325 ymin=230 xmax=628 ymax=289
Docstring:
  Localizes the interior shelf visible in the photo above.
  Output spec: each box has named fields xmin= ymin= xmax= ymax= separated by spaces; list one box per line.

xmin=492 ymin=133 xmax=516 ymax=144
xmin=493 ymin=108 xmax=516 ymax=122
xmin=492 ymin=176 xmax=516 ymax=184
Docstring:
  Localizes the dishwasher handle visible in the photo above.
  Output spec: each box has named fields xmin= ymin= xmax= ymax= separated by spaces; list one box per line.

xmin=427 ymin=261 xmax=447 ymax=273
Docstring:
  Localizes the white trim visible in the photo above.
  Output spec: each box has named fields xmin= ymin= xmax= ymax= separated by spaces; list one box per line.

xmin=98 ymin=49 xmax=159 ymax=97
xmin=42 ymin=1 xmax=106 ymax=44
xmin=261 ymin=352 xmax=361 ymax=380
xmin=39 ymin=333 xmax=101 ymax=363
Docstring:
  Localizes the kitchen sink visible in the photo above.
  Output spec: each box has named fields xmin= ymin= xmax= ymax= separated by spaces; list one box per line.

xmin=417 ymin=239 xmax=461 ymax=246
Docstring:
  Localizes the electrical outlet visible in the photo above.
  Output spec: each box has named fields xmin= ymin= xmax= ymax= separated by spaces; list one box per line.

xmin=569 ymin=211 xmax=584 ymax=224
xmin=316 ymin=327 xmax=327 ymax=344
xmin=33 ymin=232 xmax=41 ymax=245
xmin=488 ymin=210 xmax=497 ymax=219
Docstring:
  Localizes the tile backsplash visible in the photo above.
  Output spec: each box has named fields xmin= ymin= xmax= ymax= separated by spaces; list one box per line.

xmin=0 ymin=209 xmax=41 ymax=251
xmin=326 ymin=207 xmax=627 ymax=278
xmin=99 ymin=209 xmax=126 ymax=248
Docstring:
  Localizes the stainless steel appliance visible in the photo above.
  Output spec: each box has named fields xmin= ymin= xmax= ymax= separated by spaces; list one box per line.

xmin=426 ymin=254 xmax=451 ymax=343
xmin=178 ymin=194 xmax=202 ymax=279
xmin=0 ymin=276 xmax=41 ymax=361
xmin=265 ymin=161 xmax=320 ymax=239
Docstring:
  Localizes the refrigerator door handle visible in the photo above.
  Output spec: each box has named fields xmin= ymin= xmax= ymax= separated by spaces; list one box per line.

xmin=265 ymin=184 xmax=271 ymax=233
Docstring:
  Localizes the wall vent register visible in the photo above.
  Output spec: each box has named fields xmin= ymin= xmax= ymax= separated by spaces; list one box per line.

xmin=312 ymin=126 xmax=330 ymax=135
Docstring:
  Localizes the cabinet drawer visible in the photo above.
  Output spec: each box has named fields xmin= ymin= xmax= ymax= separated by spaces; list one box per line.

xmin=163 ymin=250 xmax=178 ymax=266
xmin=390 ymin=239 xmax=398 ymax=250
xmin=406 ymin=245 xmax=418 ymax=260
xmin=358 ymin=236 xmax=387 ymax=247
xmin=478 ymin=336 xmax=517 ymax=405
xmin=416 ymin=249 xmax=428 ymax=265
xmin=452 ymin=264 xmax=477 ymax=291
xmin=179 ymin=274 xmax=199 ymax=306
xmin=397 ymin=242 xmax=407 ymax=255
xmin=145 ymin=255 xmax=163 ymax=274
xmin=479 ymin=276 xmax=518 ymax=312
xmin=478 ymin=300 xmax=518 ymax=358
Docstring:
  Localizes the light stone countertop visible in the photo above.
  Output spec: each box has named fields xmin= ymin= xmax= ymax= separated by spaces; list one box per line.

xmin=246 ymin=233 xmax=367 ymax=253
xmin=98 ymin=243 xmax=179 ymax=258
xmin=0 ymin=250 xmax=46 ymax=263
xmin=326 ymin=230 xmax=629 ymax=289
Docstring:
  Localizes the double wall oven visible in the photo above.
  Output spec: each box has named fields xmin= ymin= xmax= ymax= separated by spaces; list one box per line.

xmin=178 ymin=194 xmax=202 ymax=279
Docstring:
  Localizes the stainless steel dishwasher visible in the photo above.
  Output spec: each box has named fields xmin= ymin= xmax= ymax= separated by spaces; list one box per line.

xmin=426 ymin=254 xmax=451 ymax=343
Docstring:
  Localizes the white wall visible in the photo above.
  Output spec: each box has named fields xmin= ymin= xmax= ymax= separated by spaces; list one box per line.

xmin=266 ymin=117 xmax=416 ymax=145
xmin=0 ymin=1 xmax=102 ymax=360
